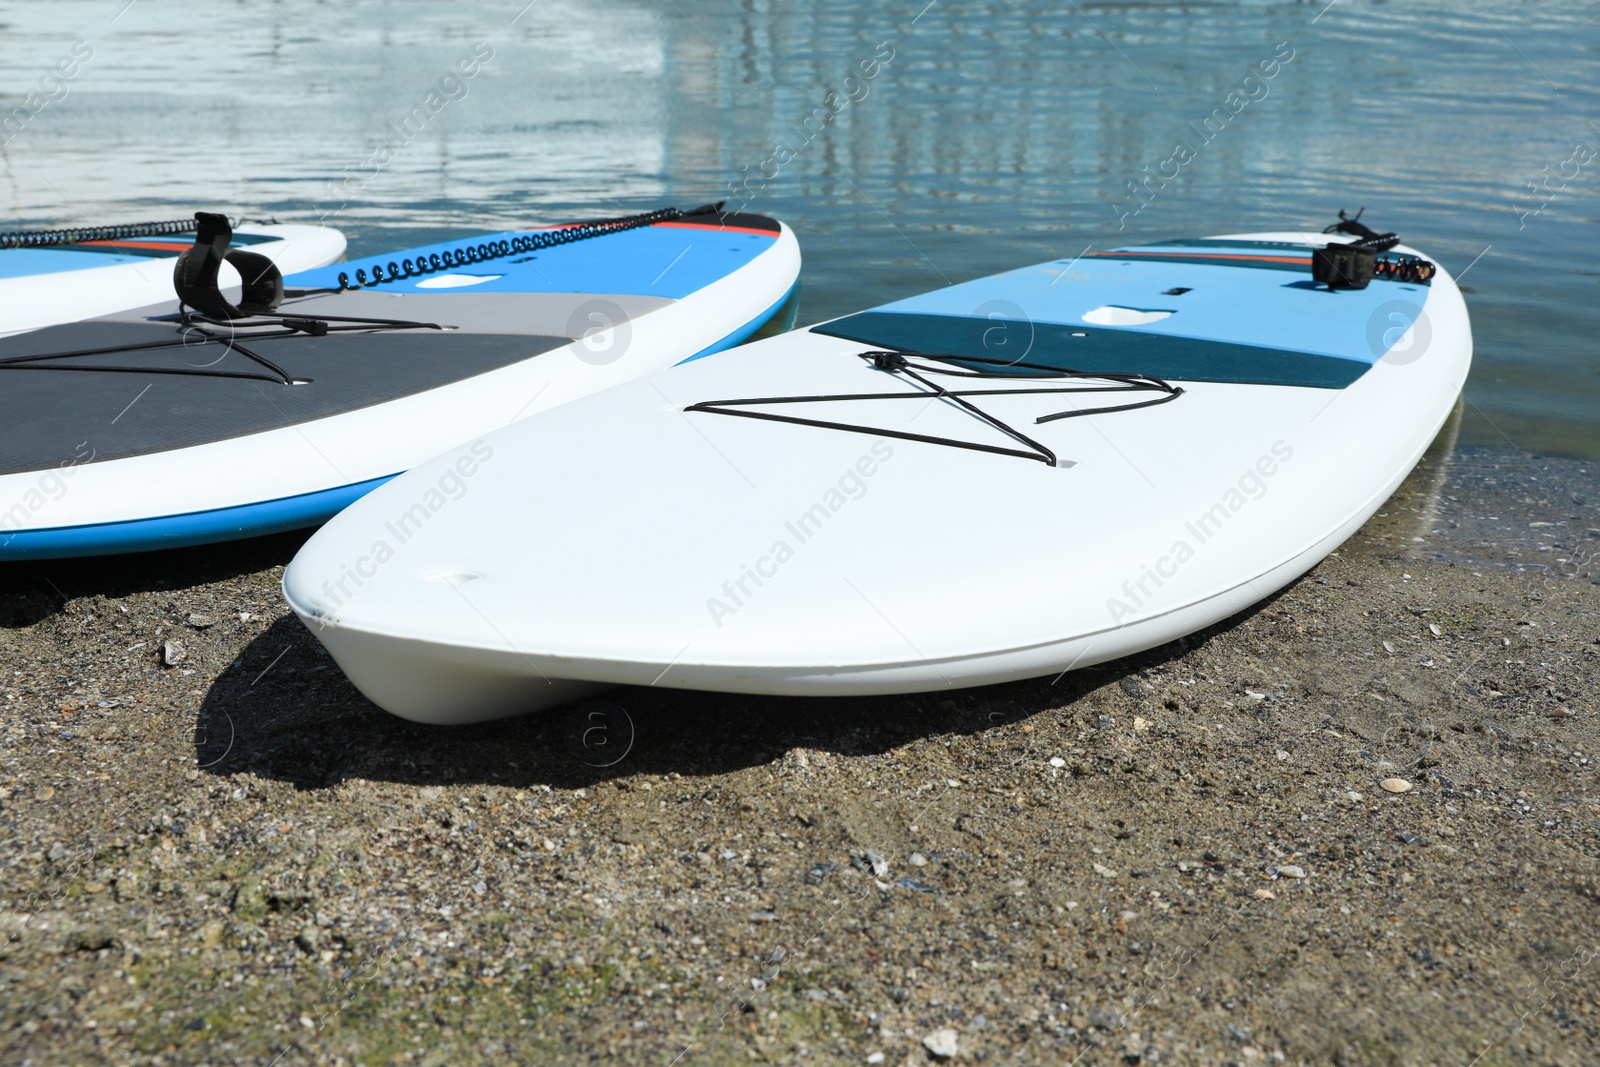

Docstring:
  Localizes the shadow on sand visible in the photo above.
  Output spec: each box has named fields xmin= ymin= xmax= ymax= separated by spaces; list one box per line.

xmin=192 ymin=597 xmax=1283 ymax=794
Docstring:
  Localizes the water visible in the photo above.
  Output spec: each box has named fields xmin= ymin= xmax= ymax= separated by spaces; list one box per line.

xmin=2 ymin=0 xmax=1597 ymax=459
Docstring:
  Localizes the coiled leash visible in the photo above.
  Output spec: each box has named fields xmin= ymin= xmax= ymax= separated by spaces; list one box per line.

xmin=328 ymin=201 xmax=729 ymax=292
xmin=0 ymin=217 xmax=198 ymax=249
xmin=1312 ymin=208 xmax=1437 ymax=290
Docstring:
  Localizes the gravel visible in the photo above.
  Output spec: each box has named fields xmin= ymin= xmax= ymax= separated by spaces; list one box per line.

xmin=1 ymin=449 xmax=1598 ymax=1064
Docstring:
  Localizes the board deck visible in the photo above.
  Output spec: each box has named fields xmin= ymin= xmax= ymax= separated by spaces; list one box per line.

xmin=281 ymin=231 xmax=1471 ymax=725
xmin=816 ymin=237 xmax=1431 ymax=388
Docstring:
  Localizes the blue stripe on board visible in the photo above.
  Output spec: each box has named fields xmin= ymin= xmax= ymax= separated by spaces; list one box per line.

xmin=675 ymin=281 xmax=799 ymax=364
xmin=0 ymin=474 xmax=398 ymax=561
xmin=289 ymin=223 xmax=778 ymax=301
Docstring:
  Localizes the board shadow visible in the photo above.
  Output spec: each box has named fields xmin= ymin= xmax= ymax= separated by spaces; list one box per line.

xmin=192 ymin=592 xmax=1293 ymax=793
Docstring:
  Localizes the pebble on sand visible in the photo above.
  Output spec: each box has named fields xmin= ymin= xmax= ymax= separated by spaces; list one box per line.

xmin=161 ymin=641 xmax=187 ymax=667
xmin=1381 ymin=777 xmax=1414 ymax=794
xmin=1274 ymin=864 xmax=1306 ymax=879
xmin=1049 ymin=757 xmax=1066 ymax=768
xmin=923 ymin=1028 xmax=958 ymax=1060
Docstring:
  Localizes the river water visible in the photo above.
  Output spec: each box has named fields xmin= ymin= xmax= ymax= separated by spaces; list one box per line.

xmin=2 ymin=0 xmax=1596 ymax=459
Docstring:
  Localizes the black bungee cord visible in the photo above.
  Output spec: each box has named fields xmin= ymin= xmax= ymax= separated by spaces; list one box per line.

xmin=687 ymin=350 xmax=1184 ymax=467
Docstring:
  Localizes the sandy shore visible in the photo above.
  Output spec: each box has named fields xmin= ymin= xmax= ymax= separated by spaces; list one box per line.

xmin=2 ymin=444 xmax=1597 ymax=1066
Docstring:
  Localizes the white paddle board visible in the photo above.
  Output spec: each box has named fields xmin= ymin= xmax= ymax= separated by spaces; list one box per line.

xmin=0 ymin=219 xmax=346 ymax=337
xmin=284 ymin=228 xmax=1469 ymax=724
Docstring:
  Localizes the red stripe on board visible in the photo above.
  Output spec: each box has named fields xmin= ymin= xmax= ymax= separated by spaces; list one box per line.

xmin=652 ymin=220 xmax=778 ymax=238
xmin=81 ymin=240 xmax=194 ymax=252
xmin=1094 ymin=250 xmax=1311 ymax=265
xmin=515 ymin=221 xmax=777 ymax=239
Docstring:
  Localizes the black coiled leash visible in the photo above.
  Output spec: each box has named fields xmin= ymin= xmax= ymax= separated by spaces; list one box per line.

xmin=0 ymin=216 xmax=199 ymax=250
xmin=331 ymin=201 xmax=729 ymax=291
xmin=1313 ymin=208 xmax=1437 ymax=290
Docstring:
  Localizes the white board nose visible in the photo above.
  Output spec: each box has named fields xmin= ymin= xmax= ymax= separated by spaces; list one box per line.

xmin=1081 ymin=305 xmax=1174 ymax=326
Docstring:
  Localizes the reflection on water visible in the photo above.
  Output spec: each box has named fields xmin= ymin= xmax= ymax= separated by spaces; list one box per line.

xmin=1349 ymin=396 xmax=1466 ymax=560
xmin=1351 ymin=400 xmax=1599 ymax=583
xmin=1 ymin=0 xmax=1596 ymax=457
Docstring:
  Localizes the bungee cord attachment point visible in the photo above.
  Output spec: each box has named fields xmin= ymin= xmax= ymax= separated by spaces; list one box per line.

xmin=1315 ymin=208 xmax=1437 ymax=289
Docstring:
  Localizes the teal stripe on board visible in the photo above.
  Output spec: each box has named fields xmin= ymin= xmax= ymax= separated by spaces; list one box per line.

xmin=811 ymin=311 xmax=1371 ymax=390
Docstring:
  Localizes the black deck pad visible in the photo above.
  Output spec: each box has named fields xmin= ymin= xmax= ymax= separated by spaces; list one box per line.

xmin=0 ymin=322 xmax=571 ymax=476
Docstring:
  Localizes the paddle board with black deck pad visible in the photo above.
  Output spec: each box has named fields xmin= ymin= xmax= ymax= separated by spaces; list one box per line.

xmin=0 ymin=205 xmax=800 ymax=559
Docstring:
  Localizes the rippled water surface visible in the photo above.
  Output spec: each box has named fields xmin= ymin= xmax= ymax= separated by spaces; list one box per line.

xmin=2 ymin=0 xmax=1597 ymax=456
